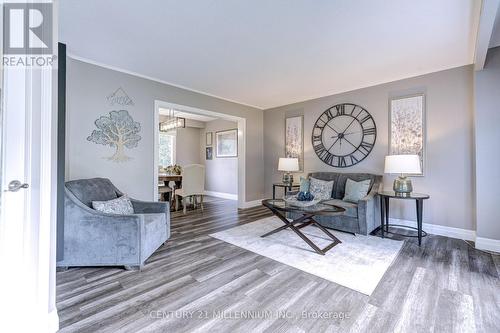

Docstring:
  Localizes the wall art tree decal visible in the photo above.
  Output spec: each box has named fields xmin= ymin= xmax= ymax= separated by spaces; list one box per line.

xmin=87 ymin=110 xmax=141 ymax=162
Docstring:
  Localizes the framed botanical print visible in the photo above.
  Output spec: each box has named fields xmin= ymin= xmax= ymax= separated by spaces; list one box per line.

xmin=205 ymin=147 xmax=213 ymax=160
xmin=285 ymin=115 xmax=304 ymax=171
xmin=206 ymin=132 xmax=213 ymax=146
xmin=389 ymin=94 xmax=425 ymax=175
xmin=215 ymin=129 xmax=238 ymax=157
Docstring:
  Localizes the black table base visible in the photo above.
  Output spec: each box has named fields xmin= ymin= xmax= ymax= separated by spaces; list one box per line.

xmin=262 ymin=206 xmax=342 ymax=255
xmin=379 ymin=192 xmax=429 ymax=246
xmin=377 ymin=224 xmax=428 ymax=238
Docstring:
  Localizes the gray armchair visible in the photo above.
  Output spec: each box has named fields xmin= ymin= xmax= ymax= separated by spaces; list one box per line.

xmin=57 ymin=178 xmax=170 ymax=270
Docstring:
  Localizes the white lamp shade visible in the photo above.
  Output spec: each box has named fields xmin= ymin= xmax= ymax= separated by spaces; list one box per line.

xmin=278 ymin=158 xmax=299 ymax=172
xmin=384 ymin=155 xmax=421 ymax=174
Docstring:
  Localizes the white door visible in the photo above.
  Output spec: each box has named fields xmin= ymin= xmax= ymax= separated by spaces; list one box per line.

xmin=0 ymin=1 xmax=58 ymax=332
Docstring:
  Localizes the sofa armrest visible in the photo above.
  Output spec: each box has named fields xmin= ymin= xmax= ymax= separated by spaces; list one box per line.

xmin=130 ymin=199 xmax=169 ymax=214
xmin=357 ymin=185 xmax=380 ymax=235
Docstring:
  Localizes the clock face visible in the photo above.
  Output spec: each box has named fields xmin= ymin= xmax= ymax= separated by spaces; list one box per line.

xmin=312 ymin=103 xmax=377 ymax=167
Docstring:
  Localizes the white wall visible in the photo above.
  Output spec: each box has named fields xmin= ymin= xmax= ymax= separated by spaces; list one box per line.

xmin=474 ymin=46 xmax=500 ymax=241
xmin=264 ymin=65 xmax=475 ymax=231
xmin=200 ymin=119 xmax=238 ymax=195
xmin=66 ymin=58 xmax=264 ymax=201
xmin=175 ymin=127 xmax=201 ymax=166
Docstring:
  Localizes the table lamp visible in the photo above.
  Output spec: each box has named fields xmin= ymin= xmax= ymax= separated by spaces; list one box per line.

xmin=384 ymin=155 xmax=421 ymax=196
xmin=278 ymin=157 xmax=299 ymax=185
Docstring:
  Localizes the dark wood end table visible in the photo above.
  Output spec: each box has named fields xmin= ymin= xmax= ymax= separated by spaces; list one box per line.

xmin=261 ymin=199 xmax=346 ymax=255
xmin=378 ymin=191 xmax=430 ymax=246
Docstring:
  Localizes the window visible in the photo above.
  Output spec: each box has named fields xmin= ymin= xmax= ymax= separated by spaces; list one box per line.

xmin=159 ymin=132 xmax=176 ymax=167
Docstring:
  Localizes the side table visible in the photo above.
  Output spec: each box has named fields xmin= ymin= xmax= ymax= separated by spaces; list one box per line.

xmin=272 ymin=183 xmax=300 ymax=199
xmin=379 ymin=191 xmax=430 ymax=246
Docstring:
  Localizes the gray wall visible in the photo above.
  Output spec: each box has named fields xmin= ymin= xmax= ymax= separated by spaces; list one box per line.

xmin=175 ymin=127 xmax=201 ymax=166
xmin=264 ymin=65 xmax=475 ymax=231
xmin=200 ymin=119 xmax=238 ymax=195
xmin=66 ymin=58 xmax=264 ymax=201
xmin=474 ymin=46 xmax=500 ymax=240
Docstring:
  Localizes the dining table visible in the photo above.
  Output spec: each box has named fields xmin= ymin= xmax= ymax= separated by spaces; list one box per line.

xmin=158 ymin=174 xmax=182 ymax=189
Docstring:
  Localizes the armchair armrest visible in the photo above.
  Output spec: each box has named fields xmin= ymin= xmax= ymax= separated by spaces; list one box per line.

xmin=130 ymin=199 xmax=169 ymax=214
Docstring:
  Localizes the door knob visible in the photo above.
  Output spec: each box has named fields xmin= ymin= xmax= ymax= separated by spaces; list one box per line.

xmin=6 ymin=180 xmax=29 ymax=192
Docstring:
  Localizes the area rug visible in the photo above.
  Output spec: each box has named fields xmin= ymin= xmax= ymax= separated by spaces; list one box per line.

xmin=210 ymin=216 xmax=404 ymax=295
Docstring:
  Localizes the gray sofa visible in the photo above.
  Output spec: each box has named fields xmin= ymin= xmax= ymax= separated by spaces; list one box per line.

xmin=57 ymin=178 xmax=170 ymax=270
xmin=290 ymin=172 xmax=382 ymax=235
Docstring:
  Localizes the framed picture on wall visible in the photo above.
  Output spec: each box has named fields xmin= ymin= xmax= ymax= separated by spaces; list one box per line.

xmin=285 ymin=115 xmax=304 ymax=171
xmin=206 ymin=132 xmax=213 ymax=146
xmin=389 ymin=94 xmax=425 ymax=175
xmin=215 ymin=129 xmax=238 ymax=157
xmin=206 ymin=147 xmax=213 ymax=160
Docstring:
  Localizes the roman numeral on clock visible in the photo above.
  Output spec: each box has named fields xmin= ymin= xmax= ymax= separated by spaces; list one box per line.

xmin=359 ymin=141 xmax=374 ymax=155
xmin=350 ymin=155 xmax=359 ymax=165
xmin=363 ymin=127 xmax=376 ymax=136
xmin=339 ymin=156 xmax=347 ymax=167
xmin=335 ymin=104 xmax=345 ymax=116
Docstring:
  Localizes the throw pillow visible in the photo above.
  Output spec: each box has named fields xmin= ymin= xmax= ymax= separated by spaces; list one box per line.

xmin=92 ymin=195 xmax=134 ymax=215
xmin=299 ymin=176 xmax=310 ymax=193
xmin=343 ymin=179 xmax=371 ymax=203
xmin=309 ymin=177 xmax=334 ymax=201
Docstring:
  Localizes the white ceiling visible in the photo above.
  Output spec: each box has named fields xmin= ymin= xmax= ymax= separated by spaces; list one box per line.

xmin=60 ymin=0 xmax=480 ymax=109
xmin=159 ymin=108 xmax=217 ymax=122
xmin=490 ymin=4 xmax=500 ymax=48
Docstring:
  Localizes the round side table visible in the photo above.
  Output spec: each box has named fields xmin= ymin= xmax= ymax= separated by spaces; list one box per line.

xmin=378 ymin=191 xmax=430 ymax=246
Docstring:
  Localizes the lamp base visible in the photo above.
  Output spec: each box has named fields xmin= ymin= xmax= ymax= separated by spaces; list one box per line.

xmin=282 ymin=173 xmax=294 ymax=185
xmin=393 ymin=176 xmax=413 ymax=197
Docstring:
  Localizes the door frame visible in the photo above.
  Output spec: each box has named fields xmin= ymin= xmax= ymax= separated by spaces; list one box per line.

xmin=0 ymin=1 xmax=59 ymax=331
xmin=154 ymin=100 xmax=247 ymax=208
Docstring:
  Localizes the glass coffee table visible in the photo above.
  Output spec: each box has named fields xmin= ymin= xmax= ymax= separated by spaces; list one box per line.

xmin=261 ymin=199 xmax=346 ymax=255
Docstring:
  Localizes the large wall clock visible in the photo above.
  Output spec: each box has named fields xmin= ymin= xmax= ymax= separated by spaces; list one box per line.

xmin=312 ymin=103 xmax=377 ymax=167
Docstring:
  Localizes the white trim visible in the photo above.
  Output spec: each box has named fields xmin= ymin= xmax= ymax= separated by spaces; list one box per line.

xmin=473 ymin=0 xmax=500 ymax=70
xmin=389 ymin=218 xmax=476 ymax=241
xmin=204 ymin=191 xmax=238 ymax=201
xmin=239 ymin=199 xmax=265 ymax=209
xmin=475 ymin=237 xmax=500 ymax=253
xmin=67 ymin=53 xmax=263 ymax=110
xmin=48 ymin=309 xmax=59 ymax=332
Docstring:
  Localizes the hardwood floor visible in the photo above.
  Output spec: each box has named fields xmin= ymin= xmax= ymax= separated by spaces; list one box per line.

xmin=56 ymin=197 xmax=500 ymax=333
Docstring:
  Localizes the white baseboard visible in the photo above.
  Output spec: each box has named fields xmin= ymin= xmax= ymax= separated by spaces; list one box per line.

xmin=389 ymin=217 xmax=476 ymax=241
xmin=48 ymin=309 xmax=59 ymax=332
xmin=475 ymin=237 xmax=500 ymax=253
xmin=204 ymin=191 xmax=238 ymax=201
xmin=239 ymin=199 xmax=264 ymax=209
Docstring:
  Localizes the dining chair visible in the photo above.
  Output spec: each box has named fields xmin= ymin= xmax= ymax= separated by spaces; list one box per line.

xmin=174 ymin=164 xmax=205 ymax=214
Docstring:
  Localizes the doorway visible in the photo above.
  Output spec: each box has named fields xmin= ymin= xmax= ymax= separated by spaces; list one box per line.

xmin=154 ymin=101 xmax=246 ymax=208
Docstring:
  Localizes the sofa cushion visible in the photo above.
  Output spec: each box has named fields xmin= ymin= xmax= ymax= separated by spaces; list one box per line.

xmin=92 ymin=195 xmax=134 ymax=215
xmin=343 ymin=178 xmax=371 ymax=203
xmin=309 ymin=177 xmax=334 ymax=200
xmin=323 ymin=199 xmax=358 ymax=218
xmin=66 ymin=178 xmax=119 ymax=207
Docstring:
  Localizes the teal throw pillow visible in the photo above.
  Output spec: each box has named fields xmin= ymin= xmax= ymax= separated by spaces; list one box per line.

xmin=343 ymin=178 xmax=371 ymax=203
xmin=299 ymin=177 xmax=310 ymax=193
